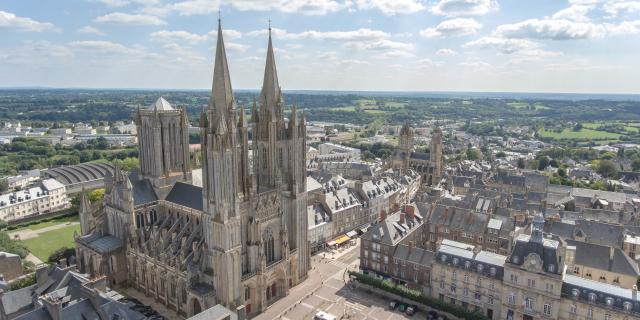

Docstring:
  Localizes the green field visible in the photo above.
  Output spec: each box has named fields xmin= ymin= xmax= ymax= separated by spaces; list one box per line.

xmin=12 ymin=215 xmax=79 ymax=232
xmin=537 ymin=128 xmax=621 ymax=140
xmin=22 ymin=224 xmax=80 ymax=261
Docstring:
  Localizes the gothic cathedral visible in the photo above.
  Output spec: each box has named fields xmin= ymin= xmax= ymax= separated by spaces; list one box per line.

xmin=75 ymin=20 xmax=309 ymax=318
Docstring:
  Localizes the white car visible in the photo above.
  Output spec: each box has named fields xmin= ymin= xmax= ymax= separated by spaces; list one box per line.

xmin=314 ymin=311 xmax=337 ymax=320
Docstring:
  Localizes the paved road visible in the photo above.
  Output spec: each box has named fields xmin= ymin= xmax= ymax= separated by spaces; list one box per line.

xmin=256 ymin=241 xmax=425 ymax=320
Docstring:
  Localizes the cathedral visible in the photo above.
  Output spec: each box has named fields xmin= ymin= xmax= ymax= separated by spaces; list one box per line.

xmin=391 ymin=123 xmax=443 ymax=186
xmin=74 ymin=20 xmax=309 ymax=318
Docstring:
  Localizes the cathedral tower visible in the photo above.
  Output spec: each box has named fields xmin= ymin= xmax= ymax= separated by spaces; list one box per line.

xmin=200 ymin=19 xmax=246 ymax=308
xmin=135 ymin=97 xmax=191 ymax=198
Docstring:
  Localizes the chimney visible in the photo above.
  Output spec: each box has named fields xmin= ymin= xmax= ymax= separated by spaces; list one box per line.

xmin=633 ymin=285 xmax=638 ymax=300
xmin=404 ymin=204 xmax=415 ymax=218
xmin=400 ymin=212 xmax=406 ymax=224
xmin=609 ymin=247 xmax=615 ymax=264
xmin=443 ymin=207 xmax=449 ymax=219
xmin=379 ymin=210 xmax=387 ymax=221
xmin=236 ymin=305 xmax=246 ymax=320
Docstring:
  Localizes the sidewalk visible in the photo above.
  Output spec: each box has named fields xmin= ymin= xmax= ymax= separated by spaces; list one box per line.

xmin=8 ymin=222 xmax=80 ymax=240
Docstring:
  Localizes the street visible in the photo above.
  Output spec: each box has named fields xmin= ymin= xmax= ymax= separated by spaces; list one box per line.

xmin=255 ymin=240 xmax=428 ymax=320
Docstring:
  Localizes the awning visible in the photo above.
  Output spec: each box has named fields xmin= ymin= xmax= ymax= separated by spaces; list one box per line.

xmin=326 ymin=240 xmax=336 ymax=246
xmin=334 ymin=235 xmax=351 ymax=245
xmin=346 ymin=230 xmax=358 ymax=238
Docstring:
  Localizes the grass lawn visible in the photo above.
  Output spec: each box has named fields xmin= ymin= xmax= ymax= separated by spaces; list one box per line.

xmin=23 ymin=224 xmax=80 ymax=261
xmin=538 ymin=128 xmax=621 ymax=140
xmin=384 ymin=101 xmax=406 ymax=108
xmin=12 ymin=214 xmax=79 ymax=232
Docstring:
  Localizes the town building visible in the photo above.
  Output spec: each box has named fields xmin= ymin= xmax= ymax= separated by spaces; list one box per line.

xmin=0 ymin=179 xmax=68 ymax=222
xmin=432 ymin=240 xmax=507 ymax=319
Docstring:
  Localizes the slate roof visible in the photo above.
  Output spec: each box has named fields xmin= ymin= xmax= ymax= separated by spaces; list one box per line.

xmin=546 ymin=219 xmax=624 ymax=247
xmin=130 ymin=173 xmax=157 ymax=206
xmin=76 ymin=234 xmax=123 ymax=254
xmin=150 ymin=96 xmax=174 ymax=111
xmin=566 ymin=240 xmax=640 ymax=277
xmin=0 ymin=284 xmax=36 ymax=315
xmin=362 ymin=205 xmax=423 ymax=246
xmin=165 ymin=182 xmax=203 ymax=211
xmin=509 ymin=234 xmax=562 ymax=275
xmin=435 ymin=241 xmax=507 ymax=280
xmin=562 ymin=274 xmax=640 ymax=315
xmin=393 ymin=244 xmax=434 ymax=267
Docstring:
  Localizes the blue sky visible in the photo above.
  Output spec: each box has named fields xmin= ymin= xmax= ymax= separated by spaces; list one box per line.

xmin=1 ymin=0 xmax=639 ymax=93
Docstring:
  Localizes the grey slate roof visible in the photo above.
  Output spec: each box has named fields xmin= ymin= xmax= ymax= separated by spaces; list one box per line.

xmin=393 ymin=244 xmax=434 ymax=267
xmin=509 ymin=234 xmax=562 ymax=275
xmin=562 ymin=274 xmax=640 ymax=315
xmin=567 ymin=239 xmax=640 ymax=276
xmin=0 ymin=284 xmax=36 ymax=315
xmin=165 ymin=182 xmax=203 ymax=211
xmin=435 ymin=241 xmax=507 ymax=280
xmin=77 ymin=234 xmax=123 ymax=254
xmin=361 ymin=205 xmax=423 ymax=246
xmin=130 ymin=174 xmax=158 ymax=206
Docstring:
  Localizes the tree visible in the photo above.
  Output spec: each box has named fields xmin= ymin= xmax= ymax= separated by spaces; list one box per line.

xmin=89 ymin=188 xmax=105 ymax=202
xmin=466 ymin=148 xmax=481 ymax=160
xmin=0 ymin=219 xmax=7 ymax=230
xmin=597 ymin=160 xmax=618 ymax=178
xmin=517 ymin=158 xmax=525 ymax=169
xmin=0 ymin=179 xmax=8 ymax=193
xmin=573 ymin=123 xmax=583 ymax=131
xmin=632 ymin=158 xmax=640 ymax=172
xmin=537 ymin=157 xmax=550 ymax=171
xmin=495 ymin=151 xmax=506 ymax=158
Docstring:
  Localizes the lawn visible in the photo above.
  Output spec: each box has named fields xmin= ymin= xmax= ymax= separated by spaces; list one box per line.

xmin=12 ymin=214 xmax=79 ymax=232
xmin=22 ymin=224 xmax=81 ymax=261
xmin=538 ymin=128 xmax=621 ymax=140
xmin=329 ymin=106 xmax=357 ymax=112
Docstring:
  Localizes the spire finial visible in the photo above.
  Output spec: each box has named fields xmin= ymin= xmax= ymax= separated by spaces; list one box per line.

xmin=268 ymin=18 xmax=271 ymax=31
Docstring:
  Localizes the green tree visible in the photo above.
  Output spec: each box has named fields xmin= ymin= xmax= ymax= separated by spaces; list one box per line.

xmin=573 ymin=123 xmax=583 ymax=131
xmin=597 ymin=160 xmax=619 ymax=178
xmin=517 ymin=158 xmax=525 ymax=169
xmin=632 ymin=158 xmax=640 ymax=172
xmin=466 ymin=148 xmax=481 ymax=160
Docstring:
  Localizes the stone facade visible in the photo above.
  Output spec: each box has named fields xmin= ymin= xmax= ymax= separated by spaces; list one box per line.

xmin=391 ymin=123 xmax=443 ymax=186
xmin=74 ymin=22 xmax=309 ymax=319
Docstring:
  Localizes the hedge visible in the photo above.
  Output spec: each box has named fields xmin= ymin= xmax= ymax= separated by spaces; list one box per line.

xmin=349 ymin=271 xmax=489 ymax=320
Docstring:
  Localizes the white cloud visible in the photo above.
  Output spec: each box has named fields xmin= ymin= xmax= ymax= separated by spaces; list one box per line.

xmin=225 ymin=42 xmax=250 ymax=52
xmin=96 ymin=0 xmax=160 ymax=7
xmin=551 ymin=4 xmax=594 ymax=22
xmin=420 ymin=18 xmax=482 ymax=38
xmin=604 ymin=20 xmax=640 ymax=35
xmin=417 ymin=58 xmax=444 ymax=67
xmin=495 ymin=18 xmax=606 ymax=40
xmin=603 ymin=1 xmax=640 ymax=17
xmin=77 ymin=26 xmax=105 ymax=35
xmin=207 ymin=29 xmax=243 ymax=40
xmin=464 ymin=37 xmax=539 ymax=53
xmin=436 ymin=48 xmax=458 ymax=56
xmin=345 ymin=39 xmax=414 ymax=51
xmin=0 ymin=10 xmax=59 ymax=32
xmin=355 ymin=0 xmax=425 ymax=15
xmin=431 ymin=0 xmax=498 ymax=17
xmin=151 ymin=30 xmax=209 ymax=43
xmin=146 ymin=0 xmax=347 ymax=16
xmin=96 ymin=12 xmax=166 ymax=25
xmin=459 ymin=60 xmax=490 ymax=69
xmin=68 ymin=40 xmax=137 ymax=54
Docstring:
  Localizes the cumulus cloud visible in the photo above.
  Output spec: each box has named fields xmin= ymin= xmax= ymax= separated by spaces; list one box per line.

xmin=436 ymin=48 xmax=458 ymax=56
xmin=96 ymin=0 xmax=160 ymax=7
xmin=146 ymin=0 xmax=347 ymax=16
xmin=603 ymin=1 xmax=640 ymax=17
xmin=151 ymin=30 xmax=208 ymax=43
xmin=96 ymin=12 xmax=166 ymax=25
xmin=77 ymin=26 xmax=105 ymax=35
xmin=431 ymin=0 xmax=498 ymax=17
xmin=355 ymin=0 xmax=425 ymax=15
xmin=247 ymin=27 xmax=415 ymax=58
xmin=0 ymin=11 xmax=59 ymax=32
xmin=495 ymin=18 xmax=606 ymax=40
xmin=417 ymin=58 xmax=444 ymax=67
xmin=420 ymin=18 xmax=482 ymax=38
xmin=464 ymin=36 xmax=539 ymax=53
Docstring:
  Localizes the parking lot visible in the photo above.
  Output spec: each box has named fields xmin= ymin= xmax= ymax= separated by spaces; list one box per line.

xmin=257 ymin=240 xmax=430 ymax=320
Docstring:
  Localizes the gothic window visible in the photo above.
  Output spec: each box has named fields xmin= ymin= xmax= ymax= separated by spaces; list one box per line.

xmin=264 ymin=231 xmax=275 ymax=263
xmin=262 ymin=148 xmax=267 ymax=169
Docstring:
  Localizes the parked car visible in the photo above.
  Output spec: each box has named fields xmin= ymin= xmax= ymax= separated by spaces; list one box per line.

xmin=426 ymin=310 xmax=438 ymax=319
xmin=406 ymin=305 xmax=417 ymax=316
xmin=399 ymin=303 xmax=407 ymax=312
xmin=389 ymin=300 xmax=398 ymax=310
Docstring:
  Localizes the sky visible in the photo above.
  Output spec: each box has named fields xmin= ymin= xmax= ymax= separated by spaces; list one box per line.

xmin=1 ymin=0 xmax=639 ymax=93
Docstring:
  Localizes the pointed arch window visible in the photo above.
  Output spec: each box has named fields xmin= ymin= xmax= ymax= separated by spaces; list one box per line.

xmin=265 ymin=232 xmax=275 ymax=263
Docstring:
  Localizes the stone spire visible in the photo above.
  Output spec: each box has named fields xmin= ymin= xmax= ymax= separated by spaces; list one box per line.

xmin=210 ymin=18 xmax=235 ymax=115
xmin=260 ymin=26 xmax=282 ymax=120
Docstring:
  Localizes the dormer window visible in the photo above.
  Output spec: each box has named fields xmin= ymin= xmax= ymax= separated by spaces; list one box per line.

xmin=588 ymin=293 xmax=597 ymax=302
